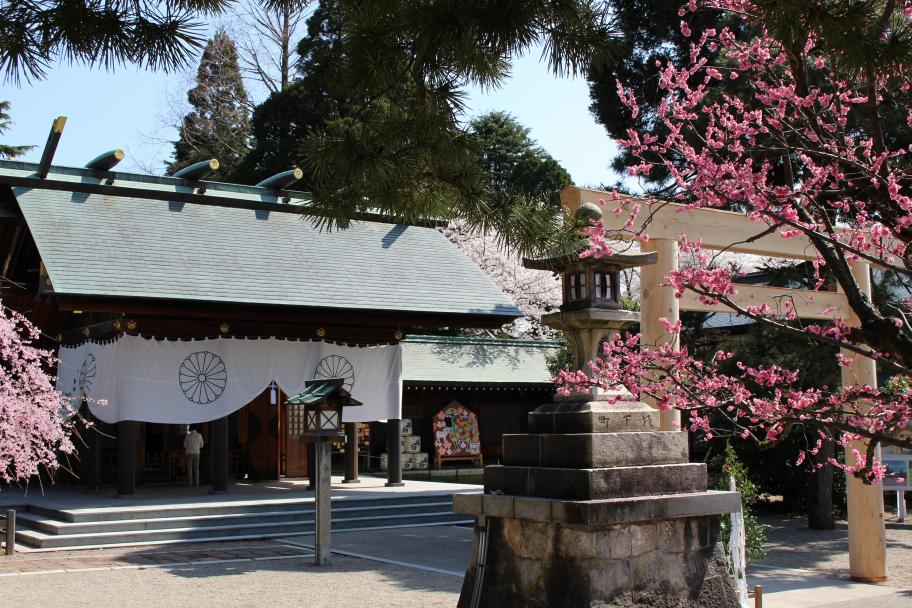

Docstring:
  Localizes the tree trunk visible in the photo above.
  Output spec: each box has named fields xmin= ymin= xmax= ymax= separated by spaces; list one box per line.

xmin=808 ymin=438 xmax=836 ymax=529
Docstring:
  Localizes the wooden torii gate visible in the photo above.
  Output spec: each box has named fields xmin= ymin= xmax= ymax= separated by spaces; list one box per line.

xmin=561 ymin=185 xmax=887 ymax=582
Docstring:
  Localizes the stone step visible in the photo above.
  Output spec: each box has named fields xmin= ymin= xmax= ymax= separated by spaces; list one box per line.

xmin=25 ymin=493 xmax=455 ymax=523
xmin=10 ymin=493 xmax=473 ymax=550
xmin=484 ymin=463 xmax=707 ymax=501
xmin=502 ymin=431 xmax=689 ymax=469
xmin=15 ymin=509 xmax=469 ymax=549
xmin=14 ymin=501 xmax=454 ymax=535
xmin=528 ymin=400 xmax=661 ymax=434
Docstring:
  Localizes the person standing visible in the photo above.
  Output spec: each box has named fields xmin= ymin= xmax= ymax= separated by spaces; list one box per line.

xmin=184 ymin=427 xmax=204 ymax=487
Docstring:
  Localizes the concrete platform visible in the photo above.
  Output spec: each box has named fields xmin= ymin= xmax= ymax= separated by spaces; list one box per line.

xmin=455 ymin=491 xmax=741 ymax=525
xmin=0 ymin=476 xmax=480 ymax=512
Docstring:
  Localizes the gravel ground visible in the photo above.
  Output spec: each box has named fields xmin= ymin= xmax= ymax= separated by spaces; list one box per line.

xmin=757 ymin=513 xmax=912 ymax=588
xmin=0 ymin=550 xmax=462 ymax=608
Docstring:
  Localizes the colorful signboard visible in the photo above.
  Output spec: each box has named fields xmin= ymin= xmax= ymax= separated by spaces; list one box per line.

xmin=433 ymin=400 xmax=481 ymax=457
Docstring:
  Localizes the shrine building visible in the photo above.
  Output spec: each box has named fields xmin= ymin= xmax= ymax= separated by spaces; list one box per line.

xmin=0 ymin=156 xmax=525 ymax=494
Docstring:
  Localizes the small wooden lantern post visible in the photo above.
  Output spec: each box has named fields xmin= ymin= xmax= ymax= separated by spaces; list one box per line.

xmin=287 ymin=378 xmax=362 ymax=565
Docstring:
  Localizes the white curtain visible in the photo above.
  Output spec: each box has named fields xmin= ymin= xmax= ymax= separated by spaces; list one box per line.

xmin=57 ymin=335 xmax=401 ymax=424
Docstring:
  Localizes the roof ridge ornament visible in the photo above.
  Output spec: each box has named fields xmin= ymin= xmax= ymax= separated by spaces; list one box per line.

xmin=85 ymin=149 xmax=125 ymax=171
xmin=173 ymin=159 xmax=219 ymax=181
xmin=37 ymin=116 xmax=67 ymax=179
xmin=256 ymin=167 xmax=304 ymax=191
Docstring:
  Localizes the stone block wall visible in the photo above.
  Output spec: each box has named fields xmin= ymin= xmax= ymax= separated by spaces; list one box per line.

xmin=460 ymin=515 xmax=735 ymax=608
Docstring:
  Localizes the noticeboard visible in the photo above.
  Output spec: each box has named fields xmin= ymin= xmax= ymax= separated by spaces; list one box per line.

xmin=432 ymin=401 xmax=481 ymax=457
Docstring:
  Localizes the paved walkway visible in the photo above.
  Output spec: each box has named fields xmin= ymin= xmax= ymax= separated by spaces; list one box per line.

xmin=0 ymin=541 xmax=460 ymax=608
xmin=745 ymin=514 xmax=912 ymax=607
xmin=0 ymin=516 xmax=909 ymax=607
xmin=757 ymin=514 xmax=912 ymax=587
xmin=0 ymin=540 xmax=314 ymax=576
xmin=283 ymin=525 xmax=474 ymax=576
xmin=749 ymin=566 xmax=912 ymax=608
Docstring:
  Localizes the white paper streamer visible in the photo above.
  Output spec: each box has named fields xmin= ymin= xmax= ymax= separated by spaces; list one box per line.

xmin=729 ymin=475 xmax=750 ymax=608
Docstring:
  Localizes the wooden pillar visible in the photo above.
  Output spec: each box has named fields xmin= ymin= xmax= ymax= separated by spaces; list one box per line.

xmin=85 ymin=416 xmax=103 ymax=491
xmin=92 ymin=424 xmax=104 ymax=491
xmin=4 ymin=509 xmax=15 ymax=555
xmin=343 ymin=423 xmax=360 ymax=484
xmin=640 ymin=238 xmax=681 ymax=431
xmin=116 ymin=421 xmax=135 ymax=496
xmin=841 ymin=260 xmax=887 ymax=582
xmin=307 ymin=442 xmax=316 ymax=490
xmin=314 ymin=439 xmax=332 ymax=565
xmin=386 ymin=419 xmax=404 ymax=487
xmin=211 ymin=416 xmax=229 ymax=494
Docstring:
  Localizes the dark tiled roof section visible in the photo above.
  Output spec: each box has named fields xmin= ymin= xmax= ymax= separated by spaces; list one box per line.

xmin=13 ymin=185 xmax=522 ymax=318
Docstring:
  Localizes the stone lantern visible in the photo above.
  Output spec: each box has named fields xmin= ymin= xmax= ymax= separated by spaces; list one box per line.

xmin=452 ymin=202 xmax=740 ymax=608
xmin=522 ymin=202 xmax=657 ymax=375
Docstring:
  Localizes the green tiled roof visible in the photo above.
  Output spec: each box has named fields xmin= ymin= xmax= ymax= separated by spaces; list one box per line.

xmin=286 ymin=379 xmax=363 ymax=406
xmin=3 ymin=162 xmax=522 ymax=319
xmin=401 ymin=335 xmax=560 ymax=385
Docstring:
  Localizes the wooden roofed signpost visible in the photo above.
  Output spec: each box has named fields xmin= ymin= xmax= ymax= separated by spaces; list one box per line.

xmin=560 ymin=185 xmax=887 ymax=582
xmin=287 ymin=379 xmax=363 ymax=566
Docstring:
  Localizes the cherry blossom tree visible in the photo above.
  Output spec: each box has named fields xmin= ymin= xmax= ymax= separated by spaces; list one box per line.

xmin=445 ymin=222 xmax=562 ymax=337
xmin=560 ymin=0 xmax=912 ymax=482
xmin=0 ymin=303 xmax=76 ymax=487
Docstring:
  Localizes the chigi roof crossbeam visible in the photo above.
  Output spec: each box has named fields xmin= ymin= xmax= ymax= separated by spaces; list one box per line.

xmin=2 ymin=153 xmax=317 ymax=212
xmin=11 ymin=116 xmax=446 ymax=226
xmin=85 ymin=149 xmax=125 ymax=171
xmin=36 ymin=116 xmax=67 ymax=179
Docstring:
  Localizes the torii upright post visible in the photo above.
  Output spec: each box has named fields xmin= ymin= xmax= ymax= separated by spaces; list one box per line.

xmin=640 ymin=238 xmax=681 ymax=431
xmin=842 ymin=260 xmax=887 ymax=582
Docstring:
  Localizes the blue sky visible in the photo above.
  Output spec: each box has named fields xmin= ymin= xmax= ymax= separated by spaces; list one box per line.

xmin=1 ymin=45 xmax=620 ymax=187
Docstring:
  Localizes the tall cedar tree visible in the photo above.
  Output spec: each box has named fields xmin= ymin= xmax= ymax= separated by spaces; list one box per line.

xmin=0 ymin=101 xmax=33 ymax=159
xmin=169 ymin=31 xmax=252 ymax=176
xmin=236 ymin=0 xmax=347 ymax=185
xmin=588 ymin=1 xmax=746 ymax=193
xmin=469 ymin=111 xmax=572 ymax=208
xmin=0 ymin=0 xmax=230 ymax=84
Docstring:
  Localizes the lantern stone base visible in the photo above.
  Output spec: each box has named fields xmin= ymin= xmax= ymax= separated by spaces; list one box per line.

xmin=454 ymin=508 xmax=737 ymax=608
